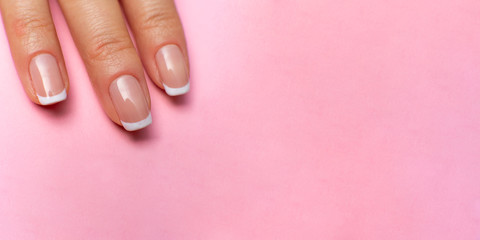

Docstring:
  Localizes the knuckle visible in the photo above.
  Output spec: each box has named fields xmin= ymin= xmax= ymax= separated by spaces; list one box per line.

xmin=138 ymin=8 xmax=179 ymax=32
xmin=86 ymin=31 xmax=133 ymax=62
xmin=13 ymin=15 xmax=54 ymax=38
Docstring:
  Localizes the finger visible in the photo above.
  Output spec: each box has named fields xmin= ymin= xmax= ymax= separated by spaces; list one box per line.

xmin=121 ymin=0 xmax=190 ymax=96
xmin=0 ymin=0 xmax=69 ymax=105
xmin=57 ymin=0 xmax=152 ymax=131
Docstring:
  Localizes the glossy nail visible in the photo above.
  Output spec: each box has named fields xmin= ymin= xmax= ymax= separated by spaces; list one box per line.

xmin=155 ymin=44 xmax=190 ymax=96
xmin=29 ymin=54 xmax=66 ymax=105
xmin=109 ymin=75 xmax=151 ymax=131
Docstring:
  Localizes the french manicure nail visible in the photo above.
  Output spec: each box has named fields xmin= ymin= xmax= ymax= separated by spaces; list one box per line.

xmin=109 ymin=75 xmax=152 ymax=131
xmin=29 ymin=54 xmax=67 ymax=105
xmin=155 ymin=44 xmax=190 ymax=96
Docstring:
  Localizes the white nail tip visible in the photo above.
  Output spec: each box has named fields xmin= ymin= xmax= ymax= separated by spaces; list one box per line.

xmin=37 ymin=89 xmax=67 ymax=105
xmin=121 ymin=113 xmax=152 ymax=131
xmin=163 ymin=82 xmax=190 ymax=96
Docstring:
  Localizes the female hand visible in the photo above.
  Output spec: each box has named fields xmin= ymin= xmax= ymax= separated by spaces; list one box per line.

xmin=0 ymin=0 xmax=190 ymax=131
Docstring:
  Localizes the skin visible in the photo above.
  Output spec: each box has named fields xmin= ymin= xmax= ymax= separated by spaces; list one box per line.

xmin=0 ymin=0 xmax=189 ymax=127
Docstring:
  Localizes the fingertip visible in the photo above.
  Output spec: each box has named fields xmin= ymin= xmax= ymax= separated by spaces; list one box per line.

xmin=37 ymin=88 xmax=67 ymax=105
xmin=163 ymin=82 xmax=190 ymax=96
xmin=121 ymin=113 xmax=152 ymax=131
xmin=29 ymin=53 xmax=68 ymax=105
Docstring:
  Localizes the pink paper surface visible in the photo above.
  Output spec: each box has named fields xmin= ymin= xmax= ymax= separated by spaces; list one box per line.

xmin=0 ymin=0 xmax=479 ymax=239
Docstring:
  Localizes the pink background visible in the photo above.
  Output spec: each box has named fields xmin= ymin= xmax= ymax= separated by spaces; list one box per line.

xmin=0 ymin=0 xmax=480 ymax=239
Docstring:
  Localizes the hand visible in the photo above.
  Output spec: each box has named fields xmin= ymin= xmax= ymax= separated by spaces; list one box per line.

xmin=0 ymin=0 xmax=190 ymax=131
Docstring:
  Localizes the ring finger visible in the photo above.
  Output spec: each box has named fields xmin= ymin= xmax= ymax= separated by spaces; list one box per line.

xmin=0 ymin=0 xmax=69 ymax=105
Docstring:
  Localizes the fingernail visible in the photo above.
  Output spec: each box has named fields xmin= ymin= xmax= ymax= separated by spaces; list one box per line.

xmin=155 ymin=44 xmax=190 ymax=96
xmin=29 ymin=53 xmax=67 ymax=105
xmin=109 ymin=75 xmax=152 ymax=131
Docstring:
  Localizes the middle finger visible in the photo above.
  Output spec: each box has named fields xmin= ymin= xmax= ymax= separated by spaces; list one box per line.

xmin=58 ymin=0 xmax=152 ymax=131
